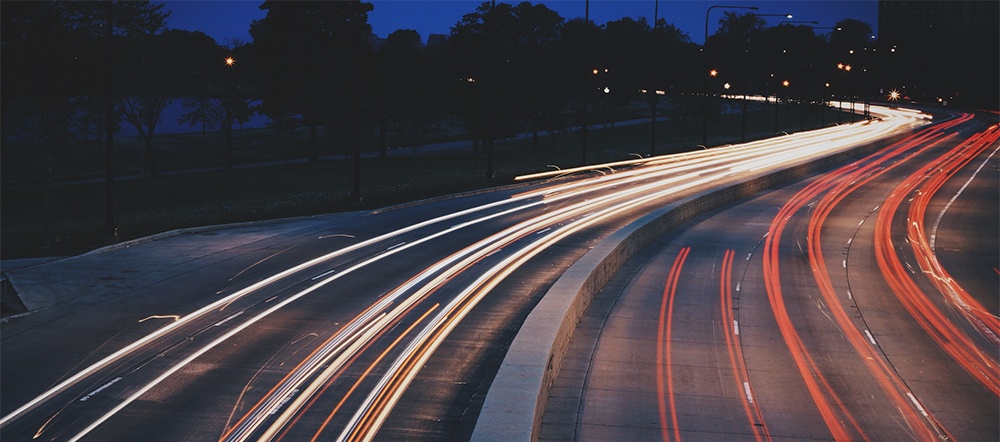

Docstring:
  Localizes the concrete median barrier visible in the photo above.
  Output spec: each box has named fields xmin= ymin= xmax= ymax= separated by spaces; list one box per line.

xmin=472 ymin=132 xmax=907 ymax=442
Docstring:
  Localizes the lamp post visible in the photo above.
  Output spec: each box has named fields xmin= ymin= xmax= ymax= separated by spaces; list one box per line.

xmin=837 ymin=62 xmax=853 ymax=123
xmin=703 ymin=4 xmax=757 ymax=146
xmin=102 ymin=1 xmax=117 ymax=239
xmin=774 ymin=79 xmax=788 ymax=133
xmin=649 ymin=0 xmax=659 ymax=157
xmin=756 ymin=13 xmax=793 ymax=20
xmin=816 ymin=27 xmax=842 ymax=123
xmin=223 ymin=56 xmax=237 ymax=170
xmin=581 ymin=0 xmax=590 ymax=165
xmin=778 ymin=20 xmax=819 ymax=26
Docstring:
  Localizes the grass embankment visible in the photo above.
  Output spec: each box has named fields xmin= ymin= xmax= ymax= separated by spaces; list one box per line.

xmin=1 ymin=103 xmax=847 ymax=259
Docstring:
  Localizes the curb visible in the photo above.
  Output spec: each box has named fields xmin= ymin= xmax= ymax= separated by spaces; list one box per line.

xmin=80 ymin=212 xmax=358 ymax=258
xmin=471 ymin=131 xmax=909 ymax=441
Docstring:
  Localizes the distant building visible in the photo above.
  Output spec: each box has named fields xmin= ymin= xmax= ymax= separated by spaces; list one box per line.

xmin=879 ymin=1 xmax=998 ymax=45
xmin=877 ymin=0 xmax=998 ymax=106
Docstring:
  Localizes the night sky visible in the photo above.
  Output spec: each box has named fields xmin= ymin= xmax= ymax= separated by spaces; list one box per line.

xmin=161 ymin=0 xmax=879 ymax=46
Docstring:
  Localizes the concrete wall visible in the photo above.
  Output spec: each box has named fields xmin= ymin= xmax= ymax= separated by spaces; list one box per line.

xmin=471 ymin=132 xmax=908 ymax=442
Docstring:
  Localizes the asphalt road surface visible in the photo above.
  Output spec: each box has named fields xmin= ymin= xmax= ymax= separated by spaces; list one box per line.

xmin=1 ymin=104 xmax=942 ymax=441
xmin=541 ymin=112 xmax=998 ymax=440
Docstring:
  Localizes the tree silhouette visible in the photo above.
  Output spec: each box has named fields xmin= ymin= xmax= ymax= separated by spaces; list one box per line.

xmin=249 ymin=0 xmax=374 ymax=163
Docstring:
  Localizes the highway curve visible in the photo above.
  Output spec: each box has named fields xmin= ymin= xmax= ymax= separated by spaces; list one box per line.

xmin=539 ymin=111 xmax=998 ymax=440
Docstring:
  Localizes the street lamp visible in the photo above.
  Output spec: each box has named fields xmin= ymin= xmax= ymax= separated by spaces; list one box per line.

xmin=755 ymin=13 xmax=793 ymax=19
xmin=224 ymin=56 xmax=235 ymax=67
xmin=774 ymin=79 xmax=789 ymax=133
xmin=778 ymin=20 xmax=819 ymax=26
xmin=837 ymin=62 xmax=854 ymax=122
xmin=650 ymin=0 xmax=659 ymax=157
xmin=703 ymin=4 xmax=758 ymax=145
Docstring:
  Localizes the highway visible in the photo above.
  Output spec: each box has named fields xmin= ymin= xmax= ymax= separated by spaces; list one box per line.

xmin=538 ymin=111 xmax=998 ymax=440
xmin=0 ymin=104 xmax=944 ymax=441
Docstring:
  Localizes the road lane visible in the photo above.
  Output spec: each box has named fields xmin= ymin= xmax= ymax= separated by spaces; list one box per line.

xmin=542 ymin=111 xmax=998 ymax=441
xmin=2 ymin=105 xmax=928 ymax=441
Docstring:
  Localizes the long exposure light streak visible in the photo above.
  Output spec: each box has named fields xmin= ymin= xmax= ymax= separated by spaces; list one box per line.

xmin=907 ymin=130 xmax=1000 ymax=344
xmin=226 ymin=108 xmax=923 ymax=441
xmin=802 ymin=125 xmax=968 ymax=440
xmin=759 ymin=119 xmax=964 ymax=440
xmin=720 ymin=249 xmax=770 ymax=442
xmin=762 ymin=112 xmax=993 ymax=440
xmin=874 ymin=123 xmax=1000 ymax=396
xmin=7 ymin=104 xmax=927 ymax=441
xmin=296 ymin=164 xmax=728 ymax=440
xmin=231 ymin=166 xmax=725 ymax=442
xmin=656 ymin=247 xmax=690 ymax=442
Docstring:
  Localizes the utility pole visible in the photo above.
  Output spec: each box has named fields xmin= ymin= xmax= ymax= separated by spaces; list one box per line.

xmin=650 ymin=0 xmax=659 ymax=157
xmin=486 ymin=0 xmax=496 ymax=179
xmin=102 ymin=0 xmax=117 ymax=239
xmin=581 ymin=0 xmax=590 ymax=165
xmin=352 ymin=18 xmax=363 ymax=202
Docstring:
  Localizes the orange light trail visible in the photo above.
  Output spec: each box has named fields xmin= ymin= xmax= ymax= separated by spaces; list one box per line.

xmin=802 ymin=130 xmax=964 ymax=440
xmin=763 ymin=171 xmax=867 ymax=442
xmin=762 ymin=113 xmax=978 ymax=441
xmin=14 ymin=104 xmax=928 ymax=442
xmin=303 ymin=303 xmax=440 ymax=442
xmin=874 ymin=123 xmax=1000 ymax=396
xmin=657 ymin=247 xmax=690 ymax=442
xmin=907 ymin=127 xmax=1000 ymax=344
xmin=719 ymin=249 xmax=770 ymax=442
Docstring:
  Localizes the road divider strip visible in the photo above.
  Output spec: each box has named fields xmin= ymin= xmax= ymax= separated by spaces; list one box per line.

xmin=471 ymin=130 xmax=909 ymax=442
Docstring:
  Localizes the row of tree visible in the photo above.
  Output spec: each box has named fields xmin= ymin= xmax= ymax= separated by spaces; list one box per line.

xmin=3 ymin=1 xmax=991 ymax=182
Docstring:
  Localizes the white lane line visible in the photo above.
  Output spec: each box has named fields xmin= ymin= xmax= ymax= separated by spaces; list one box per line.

xmin=864 ymin=329 xmax=877 ymax=345
xmin=930 ymin=144 xmax=999 ymax=251
xmin=214 ymin=312 xmax=244 ymax=327
xmin=907 ymin=392 xmax=930 ymax=418
xmin=311 ymin=269 xmax=337 ymax=280
xmin=79 ymin=377 xmax=122 ymax=402
xmin=318 ymin=234 xmax=356 ymax=239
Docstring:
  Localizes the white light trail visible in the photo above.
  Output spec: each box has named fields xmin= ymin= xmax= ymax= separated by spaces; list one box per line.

xmin=9 ymin=104 xmax=925 ymax=440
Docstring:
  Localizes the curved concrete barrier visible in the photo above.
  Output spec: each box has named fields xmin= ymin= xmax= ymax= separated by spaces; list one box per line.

xmin=472 ymin=132 xmax=907 ymax=441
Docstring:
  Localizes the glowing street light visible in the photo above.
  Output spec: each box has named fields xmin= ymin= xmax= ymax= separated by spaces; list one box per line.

xmin=709 ymin=69 xmax=718 ymax=77
xmin=888 ymin=89 xmax=900 ymax=101
xmin=778 ymin=20 xmax=819 ymax=26
xmin=224 ymin=56 xmax=235 ymax=67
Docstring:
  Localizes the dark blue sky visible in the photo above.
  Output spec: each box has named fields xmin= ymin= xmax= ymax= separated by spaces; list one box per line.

xmin=161 ymin=0 xmax=878 ymax=46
